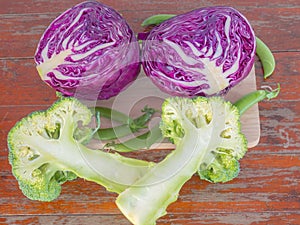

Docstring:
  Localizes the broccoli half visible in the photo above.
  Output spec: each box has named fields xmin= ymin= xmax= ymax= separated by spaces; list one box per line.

xmin=7 ymin=97 xmax=153 ymax=202
xmin=116 ymin=96 xmax=247 ymax=225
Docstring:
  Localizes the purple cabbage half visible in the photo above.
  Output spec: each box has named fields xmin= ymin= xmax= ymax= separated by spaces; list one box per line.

xmin=142 ymin=6 xmax=256 ymax=97
xmin=35 ymin=1 xmax=140 ymax=100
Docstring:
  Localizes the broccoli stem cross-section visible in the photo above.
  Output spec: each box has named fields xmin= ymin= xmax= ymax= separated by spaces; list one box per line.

xmin=116 ymin=96 xmax=247 ymax=225
xmin=7 ymin=97 xmax=154 ymax=201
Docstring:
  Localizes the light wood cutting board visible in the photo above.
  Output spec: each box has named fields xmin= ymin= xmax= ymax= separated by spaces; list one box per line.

xmin=92 ymin=67 xmax=260 ymax=149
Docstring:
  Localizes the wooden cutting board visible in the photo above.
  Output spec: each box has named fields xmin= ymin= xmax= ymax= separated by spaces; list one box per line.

xmin=224 ymin=67 xmax=260 ymax=148
xmin=94 ymin=67 xmax=260 ymax=149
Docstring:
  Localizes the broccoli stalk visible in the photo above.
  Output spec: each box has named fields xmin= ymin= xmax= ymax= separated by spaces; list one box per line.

xmin=7 ymin=97 xmax=154 ymax=202
xmin=116 ymin=97 xmax=247 ymax=225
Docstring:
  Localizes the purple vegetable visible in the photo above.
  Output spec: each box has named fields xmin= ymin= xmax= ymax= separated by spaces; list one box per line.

xmin=35 ymin=1 xmax=140 ymax=100
xmin=142 ymin=7 xmax=256 ymax=97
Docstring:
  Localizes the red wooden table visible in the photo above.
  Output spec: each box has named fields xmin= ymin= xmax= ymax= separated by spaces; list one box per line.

xmin=0 ymin=0 xmax=299 ymax=224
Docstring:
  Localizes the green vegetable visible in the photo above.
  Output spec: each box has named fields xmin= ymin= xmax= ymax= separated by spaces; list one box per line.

xmin=94 ymin=106 xmax=132 ymax=124
xmin=7 ymin=97 xmax=154 ymax=201
xmin=105 ymin=124 xmax=163 ymax=152
xmin=234 ymin=83 xmax=280 ymax=115
xmin=74 ymin=111 xmax=101 ymax=145
xmin=255 ymin=37 xmax=276 ymax=79
xmin=116 ymin=96 xmax=247 ymax=224
xmin=141 ymin=14 xmax=176 ymax=27
xmin=94 ymin=106 xmax=156 ymax=141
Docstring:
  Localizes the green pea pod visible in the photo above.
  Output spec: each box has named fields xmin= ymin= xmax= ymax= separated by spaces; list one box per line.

xmin=255 ymin=37 xmax=276 ymax=79
xmin=94 ymin=106 xmax=156 ymax=141
xmin=234 ymin=83 xmax=280 ymax=115
xmin=94 ymin=106 xmax=132 ymax=124
xmin=129 ymin=106 xmax=156 ymax=131
xmin=141 ymin=14 xmax=176 ymax=27
xmin=105 ymin=124 xmax=163 ymax=152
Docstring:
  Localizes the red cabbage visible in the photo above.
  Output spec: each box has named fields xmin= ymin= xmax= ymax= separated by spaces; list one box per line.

xmin=35 ymin=1 xmax=140 ymax=100
xmin=142 ymin=7 xmax=256 ymax=97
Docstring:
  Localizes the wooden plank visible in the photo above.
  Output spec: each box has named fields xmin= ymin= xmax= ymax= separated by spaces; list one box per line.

xmin=1 ymin=0 xmax=299 ymax=15
xmin=1 ymin=213 xmax=300 ymax=225
xmin=0 ymin=215 xmax=132 ymax=225
xmin=0 ymin=59 xmax=57 ymax=106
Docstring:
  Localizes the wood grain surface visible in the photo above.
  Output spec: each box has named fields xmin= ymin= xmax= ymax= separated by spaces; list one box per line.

xmin=0 ymin=1 xmax=299 ymax=225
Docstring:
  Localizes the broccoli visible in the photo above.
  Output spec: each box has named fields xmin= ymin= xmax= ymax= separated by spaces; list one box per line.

xmin=198 ymin=147 xmax=241 ymax=183
xmin=7 ymin=97 xmax=154 ymax=202
xmin=116 ymin=96 xmax=247 ymax=225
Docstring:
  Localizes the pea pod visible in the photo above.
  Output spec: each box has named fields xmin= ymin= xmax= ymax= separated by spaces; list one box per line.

xmin=255 ymin=37 xmax=276 ymax=79
xmin=94 ymin=106 xmax=156 ymax=141
xmin=234 ymin=83 xmax=280 ymax=115
xmin=105 ymin=124 xmax=163 ymax=152
xmin=94 ymin=106 xmax=132 ymax=124
xmin=141 ymin=14 xmax=176 ymax=27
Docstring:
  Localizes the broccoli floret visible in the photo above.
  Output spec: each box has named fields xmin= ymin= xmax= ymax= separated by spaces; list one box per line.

xmin=161 ymin=96 xmax=247 ymax=184
xmin=116 ymin=96 xmax=247 ymax=225
xmin=8 ymin=97 xmax=153 ymax=202
xmin=198 ymin=148 xmax=240 ymax=183
xmin=196 ymin=98 xmax=247 ymax=183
